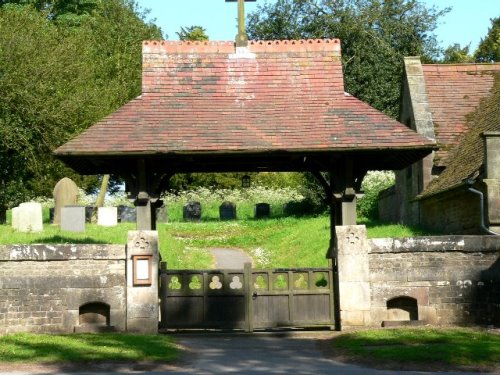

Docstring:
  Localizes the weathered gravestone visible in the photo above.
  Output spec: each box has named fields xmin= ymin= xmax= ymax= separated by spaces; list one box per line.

xmin=156 ymin=205 xmax=168 ymax=223
xmin=53 ymin=177 xmax=79 ymax=225
xmin=11 ymin=207 xmax=19 ymax=229
xmin=255 ymin=203 xmax=270 ymax=219
xmin=61 ymin=206 xmax=86 ymax=232
xmin=12 ymin=202 xmax=43 ymax=232
xmin=219 ymin=201 xmax=236 ymax=220
xmin=118 ymin=205 xmax=136 ymax=223
xmin=85 ymin=206 xmax=94 ymax=223
xmin=0 ymin=208 xmax=6 ymax=225
xmin=97 ymin=207 xmax=118 ymax=227
xmin=183 ymin=201 xmax=202 ymax=222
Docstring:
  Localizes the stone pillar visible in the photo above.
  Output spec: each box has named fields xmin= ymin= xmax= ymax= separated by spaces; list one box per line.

xmin=126 ymin=230 xmax=159 ymax=333
xmin=336 ymin=225 xmax=371 ymax=327
xmin=483 ymin=132 xmax=500 ymax=232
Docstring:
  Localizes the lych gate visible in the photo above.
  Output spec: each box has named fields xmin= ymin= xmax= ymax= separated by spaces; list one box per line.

xmin=55 ymin=37 xmax=435 ymax=330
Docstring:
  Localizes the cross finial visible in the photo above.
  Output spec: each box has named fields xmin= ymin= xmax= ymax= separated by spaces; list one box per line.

xmin=225 ymin=0 xmax=256 ymax=47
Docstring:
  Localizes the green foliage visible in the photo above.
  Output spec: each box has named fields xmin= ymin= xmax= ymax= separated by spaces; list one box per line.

xmin=0 ymin=1 xmax=161 ymax=209
xmin=163 ymin=185 xmax=305 ymax=220
xmin=177 ymin=25 xmax=209 ymax=41
xmin=170 ymin=172 xmax=306 ymax=192
xmin=0 ymin=333 xmax=178 ymax=362
xmin=442 ymin=43 xmax=474 ymax=63
xmin=331 ymin=327 xmax=500 ymax=368
xmin=474 ymin=17 xmax=500 ymax=63
xmin=247 ymin=0 xmax=448 ymax=118
xmin=357 ymin=171 xmax=395 ymax=219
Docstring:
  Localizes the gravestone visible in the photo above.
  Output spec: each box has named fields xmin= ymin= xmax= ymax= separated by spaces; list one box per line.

xmin=85 ymin=206 xmax=94 ymax=223
xmin=53 ymin=177 xmax=79 ymax=225
xmin=97 ymin=207 xmax=118 ymax=227
xmin=118 ymin=206 xmax=136 ymax=223
xmin=183 ymin=201 xmax=202 ymax=222
xmin=61 ymin=206 xmax=85 ymax=232
xmin=13 ymin=202 xmax=43 ymax=232
xmin=156 ymin=206 xmax=168 ymax=223
xmin=0 ymin=206 xmax=6 ymax=225
xmin=11 ymin=207 xmax=19 ymax=230
xmin=255 ymin=203 xmax=270 ymax=219
xmin=219 ymin=201 xmax=236 ymax=220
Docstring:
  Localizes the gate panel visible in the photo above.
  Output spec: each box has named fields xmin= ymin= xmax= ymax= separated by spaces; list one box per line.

xmin=160 ymin=263 xmax=334 ymax=331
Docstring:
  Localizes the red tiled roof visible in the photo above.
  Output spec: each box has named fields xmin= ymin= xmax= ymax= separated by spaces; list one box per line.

xmin=55 ymin=40 xmax=435 ymax=173
xmin=422 ymin=63 xmax=500 ymax=167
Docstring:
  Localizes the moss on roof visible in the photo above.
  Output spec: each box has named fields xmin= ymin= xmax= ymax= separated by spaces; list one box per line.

xmin=420 ymin=73 xmax=500 ymax=199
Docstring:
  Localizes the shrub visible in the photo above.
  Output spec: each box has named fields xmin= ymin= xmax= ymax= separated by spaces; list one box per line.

xmin=357 ymin=171 xmax=395 ymax=220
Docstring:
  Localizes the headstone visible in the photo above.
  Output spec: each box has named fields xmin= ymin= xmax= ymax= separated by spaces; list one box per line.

xmin=0 ymin=208 xmax=5 ymax=225
xmin=52 ymin=177 xmax=79 ymax=225
xmin=11 ymin=207 xmax=19 ymax=229
xmin=85 ymin=206 xmax=94 ymax=223
xmin=118 ymin=205 xmax=136 ymax=223
xmin=183 ymin=201 xmax=202 ymax=222
xmin=61 ymin=206 xmax=85 ymax=232
xmin=156 ymin=205 xmax=168 ymax=223
xmin=13 ymin=202 xmax=43 ymax=232
xmin=97 ymin=207 xmax=118 ymax=227
xmin=255 ymin=203 xmax=270 ymax=219
xmin=219 ymin=201 xmax=236 ymax=220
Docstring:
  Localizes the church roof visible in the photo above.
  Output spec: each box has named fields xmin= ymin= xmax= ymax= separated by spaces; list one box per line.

xmin=55 ymin=39 xmax=435 ymax=174
xmin=420 ymin=73 xmax=499 ymax=199
xmin=421 ymin=63 xmax=500 ymax=168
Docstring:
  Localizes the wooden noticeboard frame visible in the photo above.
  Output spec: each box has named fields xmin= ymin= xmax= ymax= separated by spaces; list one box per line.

xmin=133 ymin=255 xmax=152 ymax=286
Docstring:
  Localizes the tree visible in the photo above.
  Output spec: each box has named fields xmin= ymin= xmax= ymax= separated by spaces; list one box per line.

xmin=474 ymin=17 xmax=499 ymax=63
xmin=442 ymin=43 xmax=474 ymax=63
xmin=247 ymin=0 xmax=448 ymax=118
xmin=0 ymin=1 xmax=162 ymax=217
xmin=246 ymin=0 xmax=448 ymax=214
xmin=177 ymin=25 xmax=209 ymax=41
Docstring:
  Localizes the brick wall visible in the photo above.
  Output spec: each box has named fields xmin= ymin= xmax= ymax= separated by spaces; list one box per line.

xmin=368 ymin=236 xmax=499 ymax=326
xmin=0 ymin=245 xmax=126 ymax=334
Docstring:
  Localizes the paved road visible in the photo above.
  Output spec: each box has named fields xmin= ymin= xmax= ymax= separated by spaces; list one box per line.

xmin=1 ymin=333 xmax=493 ymax=375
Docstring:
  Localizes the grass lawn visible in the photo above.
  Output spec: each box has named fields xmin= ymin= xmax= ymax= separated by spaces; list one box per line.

xmin=0 ymin=216 xmax=432 ymax=269
xmin=330 ymin=327 xmax=500 ymax=370
xmin=0 ymin=333 xmax=178 ymax=363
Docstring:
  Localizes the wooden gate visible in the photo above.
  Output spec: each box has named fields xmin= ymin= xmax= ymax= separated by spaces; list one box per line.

xmin=159 ymin=262 xmax=335 ymax=331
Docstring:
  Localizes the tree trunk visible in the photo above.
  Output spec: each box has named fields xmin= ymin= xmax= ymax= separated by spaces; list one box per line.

xmin=92 ymin=174 xmax=110 ymax=223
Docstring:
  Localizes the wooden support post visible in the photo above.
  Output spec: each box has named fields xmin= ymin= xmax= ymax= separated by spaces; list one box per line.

xmin=329 ymin=171 xmax=342 ymax=331
xmin=159 ymin=262 xmax=168 ymax=329
xmin=244 ymin=262 xmax=254 ymax=332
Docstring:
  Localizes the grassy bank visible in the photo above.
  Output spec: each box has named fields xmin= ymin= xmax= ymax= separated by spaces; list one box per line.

xmin=0 ymin=216 xmax=431 ymax=269
xmin=0 ymin=333 xmax=178 ymax=363
xmin=330 ymin=327 xmax=500 ymax=371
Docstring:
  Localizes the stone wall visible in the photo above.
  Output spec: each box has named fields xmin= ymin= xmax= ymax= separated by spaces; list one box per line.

xmin=0 ymin=244 xmax=127 ymax=334
xmin=337 ymin=226 xmax=500 ymax=328
xmin=420 ymin=186 xmax=482 ymax=234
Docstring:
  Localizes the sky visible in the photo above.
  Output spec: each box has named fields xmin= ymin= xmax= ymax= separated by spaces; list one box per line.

xmin=136 ymin=0 xmax=499 ymax=53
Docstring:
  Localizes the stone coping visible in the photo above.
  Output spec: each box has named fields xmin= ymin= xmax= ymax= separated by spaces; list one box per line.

xmin=0 ymin=244 xmax=125 ymax=261
xmin=369 ymin=235 xmax=500 ymax=253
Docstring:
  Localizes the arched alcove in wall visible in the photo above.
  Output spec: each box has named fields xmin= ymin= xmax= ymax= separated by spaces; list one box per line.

xmin=79 ymin=302 xmax=110 ymax=326
xmin=386 ymin=296 xmax=418 ymax=321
